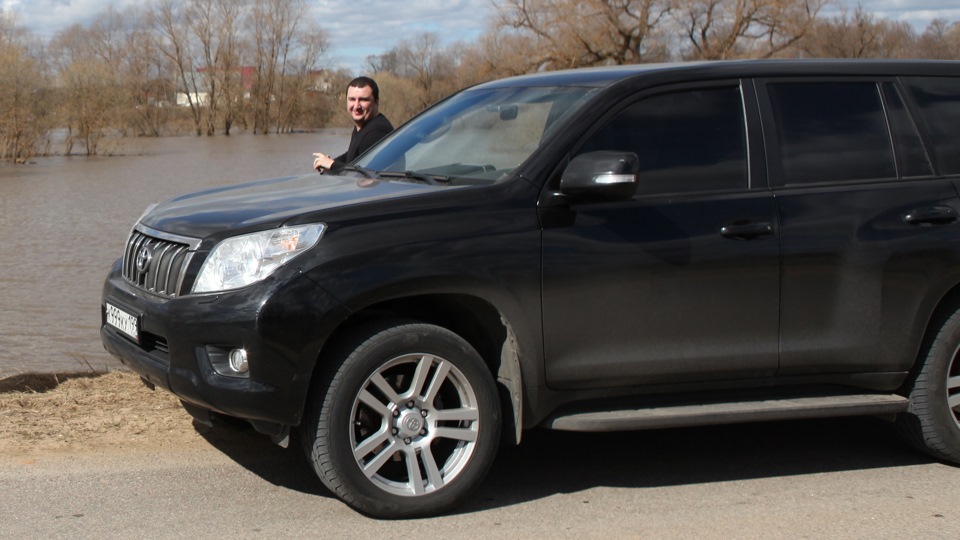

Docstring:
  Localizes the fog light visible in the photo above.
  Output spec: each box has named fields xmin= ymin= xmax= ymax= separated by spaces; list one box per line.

xmin=228 ymin=348 xmax=249 ymax=374
xmin=206 ymin=345 xmax=250 ymax=378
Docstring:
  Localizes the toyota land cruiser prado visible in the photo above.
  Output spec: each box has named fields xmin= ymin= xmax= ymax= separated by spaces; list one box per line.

xmin=102 ymin=60 xmax=960 ymax=518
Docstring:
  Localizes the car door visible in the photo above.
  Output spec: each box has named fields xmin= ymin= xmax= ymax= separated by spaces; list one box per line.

xmin=540 ymin=81 xmax=781 ymax=390
xmin=758 ymin=78 xmax=960 ymax=376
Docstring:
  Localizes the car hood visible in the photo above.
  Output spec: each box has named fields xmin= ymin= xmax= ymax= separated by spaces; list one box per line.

xmin=140 ymin=173 xmax=440 ymax=240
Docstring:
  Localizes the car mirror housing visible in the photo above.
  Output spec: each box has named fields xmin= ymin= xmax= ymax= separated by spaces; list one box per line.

xmin=560 ymin=151 xmax=639 ymax=201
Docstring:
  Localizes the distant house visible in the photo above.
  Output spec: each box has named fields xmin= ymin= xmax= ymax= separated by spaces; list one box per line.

xmin=176 ymin=66 xmax=257 ymax=107
xmin=176 ymin=92 xmax=210 ymax=107
xmin=175 ymin=69 xmax=204 ymax=108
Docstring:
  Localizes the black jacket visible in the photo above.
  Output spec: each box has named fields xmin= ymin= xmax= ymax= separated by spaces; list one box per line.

xmin=330 ymin=114 xmax=394 ymax=172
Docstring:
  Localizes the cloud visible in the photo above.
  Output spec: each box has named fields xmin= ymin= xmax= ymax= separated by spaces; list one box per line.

xmin=830 ymin=0 xmax=960 ymax=28
xmin=8 ymin=0 xmax=142 ymax=37
xmin=310 ymin=0 xmax=493 ymax=72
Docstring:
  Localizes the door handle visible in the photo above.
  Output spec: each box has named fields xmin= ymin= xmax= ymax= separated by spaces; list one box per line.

xmin=720 ymin=221 xmax=773 ymax=240
xmin=903 ymin=206 xmax=958 ymax=226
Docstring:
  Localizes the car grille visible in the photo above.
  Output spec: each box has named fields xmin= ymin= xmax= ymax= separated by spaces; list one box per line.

xmin=122 ymin=229 xmax=196 ymax=297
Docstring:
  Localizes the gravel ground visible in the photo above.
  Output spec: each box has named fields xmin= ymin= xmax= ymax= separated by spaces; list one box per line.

xmin=0 ymin=371 xmax=200 ymax=456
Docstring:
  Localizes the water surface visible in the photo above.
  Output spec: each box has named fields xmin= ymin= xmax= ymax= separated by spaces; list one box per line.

xmin=0 ymin=131 xmax=349 ymax=375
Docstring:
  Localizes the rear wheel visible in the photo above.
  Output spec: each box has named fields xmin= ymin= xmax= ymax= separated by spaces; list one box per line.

xmin=897 ymin=308 xmax=960 ymax=464
xmin=302 ymin=321 xmax=501 ymax=518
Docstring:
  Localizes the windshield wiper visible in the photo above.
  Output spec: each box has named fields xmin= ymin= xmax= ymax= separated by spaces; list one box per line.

xmin=351 ymin=165 xmax=382 ymax=180
xmin=404 ymin=171 xmax=450 ymax=185
xmin=378 ymin=171 xmax=450 ymax=185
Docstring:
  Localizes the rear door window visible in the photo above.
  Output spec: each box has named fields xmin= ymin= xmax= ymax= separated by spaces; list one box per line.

xmin=903 ymin=77 xmax=960 ymax=175
xmin=766 ymin=82 xmax=896 ymax=185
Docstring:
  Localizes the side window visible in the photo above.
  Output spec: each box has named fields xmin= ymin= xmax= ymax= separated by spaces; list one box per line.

xmin=881 ymin=82 xmax=934 ymax=178
xmin=904 ymin=77 xmax=960 ymax=175
xmin=767 ymin=82 xmax=896 ymax=184
xmin=577 ymin=87 xmax=748 ymax=194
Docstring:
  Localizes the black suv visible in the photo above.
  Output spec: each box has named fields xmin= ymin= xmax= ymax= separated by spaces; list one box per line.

xmin=102 ymin=60 xmax=960 ymax=518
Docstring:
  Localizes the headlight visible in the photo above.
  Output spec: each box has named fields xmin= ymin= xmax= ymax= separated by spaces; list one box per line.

xmin=192 ymin=224 xmax=326 ymax=293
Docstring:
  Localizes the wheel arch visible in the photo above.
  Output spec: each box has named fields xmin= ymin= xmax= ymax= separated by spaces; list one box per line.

xmin=896 ymin=280 xmax=960 ymax=464
xmin=905 ymin=283 xmax=960 ymax=387
xmin=307 ymin=293 xmax=526 ymax=445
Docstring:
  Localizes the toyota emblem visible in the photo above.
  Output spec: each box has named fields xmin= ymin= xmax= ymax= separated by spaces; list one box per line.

xmin=135 ymin=246 xmax=153 ymax=274
xmin=403 ymin=416 xmax=422 ymax=432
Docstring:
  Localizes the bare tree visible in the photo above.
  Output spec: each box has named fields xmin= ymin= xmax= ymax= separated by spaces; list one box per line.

xmin=915 ymin=19 xmax=960 ymax=60
xmin=371 ymin=33 xmax=458 ymax=109
xmin=152 ymin=0 xmax=205 ymax=135
xmin=453 ymin=30 xmax=542 ymax=85
xmin=674 ymin=0 xmax=829 ymax=60
xmin=274 ymin=24 xmax=330 ymax=132
xmin=494 ymin=0 xmax=674 ymax=69
xmin=120 ymin=9 xmax=175 ymax=136
xmin=367 ymin=48 xmax=401 ymax=75
xmin=186 ymin=0 xmax=247 ymax=135
xmin=83 ymin=7 xmax=167 ymax=137
xmin=366 ymin=71 xmax=431 ymax=125
xmin=0 ymin=13 xmax=51 ymax=162
xmin=799 ymin=5 xmax=914 ymax=58
xmin=249 ymin=0 xmax=311 ymax=134
xmin=49 ymin=24 xmax=127 ymax=155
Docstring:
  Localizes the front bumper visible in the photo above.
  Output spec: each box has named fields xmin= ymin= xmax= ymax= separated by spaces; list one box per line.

xmin=100 ymin=259 xmax=348 ymax=427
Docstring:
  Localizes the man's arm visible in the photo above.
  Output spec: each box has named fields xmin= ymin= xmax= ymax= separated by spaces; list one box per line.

xmin=314 ymin=115 xmax=393 ymax=173
xmin=321 ymin=116 xmax=394 ymax=173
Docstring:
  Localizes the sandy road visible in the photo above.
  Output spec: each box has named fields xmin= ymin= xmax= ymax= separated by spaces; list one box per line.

xmin=1 ymin=416 xmax=959 ymax=539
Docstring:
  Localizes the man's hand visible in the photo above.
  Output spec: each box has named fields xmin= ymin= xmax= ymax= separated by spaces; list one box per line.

xmin=313 ymin=153 xmax=334 ymax=171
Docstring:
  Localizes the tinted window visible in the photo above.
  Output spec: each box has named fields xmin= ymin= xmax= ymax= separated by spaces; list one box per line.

xmin=577 ymin=87 xmax=747 ymax=194
xmin=904 ymin=77 xmax=960 ymax=175
xmin=768 ymin=82 xmax=895 ymax=184
xmin=881 ymin=82 xmax=934 ymax=178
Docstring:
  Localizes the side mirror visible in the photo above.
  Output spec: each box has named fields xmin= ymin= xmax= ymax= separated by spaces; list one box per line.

xmin=559 ymin=151 xmax=639 ymax=201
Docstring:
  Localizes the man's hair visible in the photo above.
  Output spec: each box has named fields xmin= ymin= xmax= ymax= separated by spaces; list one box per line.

xmin=347 ymin=76 xmax=380 ymax=102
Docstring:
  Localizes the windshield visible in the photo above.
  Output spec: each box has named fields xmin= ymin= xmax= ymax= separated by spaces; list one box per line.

xmin=354 ymin=85 xmax=598 ymax=183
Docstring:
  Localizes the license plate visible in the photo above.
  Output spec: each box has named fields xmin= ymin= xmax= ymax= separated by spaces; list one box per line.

xmin=105 ymin=302 xmax=139 ymax=342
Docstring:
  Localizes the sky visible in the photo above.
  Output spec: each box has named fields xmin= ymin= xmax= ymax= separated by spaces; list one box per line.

xmin=2 ymin=0 xmax=960 ymax=74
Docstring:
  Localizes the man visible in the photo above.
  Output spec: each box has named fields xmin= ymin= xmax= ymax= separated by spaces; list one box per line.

xmin=313 ymin=76 xmax=393 ymax=173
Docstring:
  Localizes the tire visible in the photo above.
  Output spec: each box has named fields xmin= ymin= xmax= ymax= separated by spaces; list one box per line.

xmin=896 ymin=308 xmax=960 ymax=464
xmin=302 ymin=321 xmax=501 ymax=518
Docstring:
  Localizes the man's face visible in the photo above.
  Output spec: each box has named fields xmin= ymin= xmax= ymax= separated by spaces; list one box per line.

xmin=346 ymin=85 xmax=378 ymax=128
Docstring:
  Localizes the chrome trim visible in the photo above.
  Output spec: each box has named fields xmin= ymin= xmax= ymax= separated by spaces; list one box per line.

xmin=594 ymin=173 xmax=637 ymax=185
xmin=175 ymin=252 xmax=196 ymax=295
xmin=134 ymin=223 xmax=202 ymax=250
xmin=122 ymin=226 xmax=199 ymax=297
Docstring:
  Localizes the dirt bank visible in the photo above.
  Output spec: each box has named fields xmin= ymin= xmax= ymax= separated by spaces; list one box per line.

xmin=0 ymin=370 xmax=203 ymax=457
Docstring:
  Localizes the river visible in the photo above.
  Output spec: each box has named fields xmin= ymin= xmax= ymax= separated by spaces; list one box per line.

xmin=0 ymin=130 xmax=350 ymax=376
